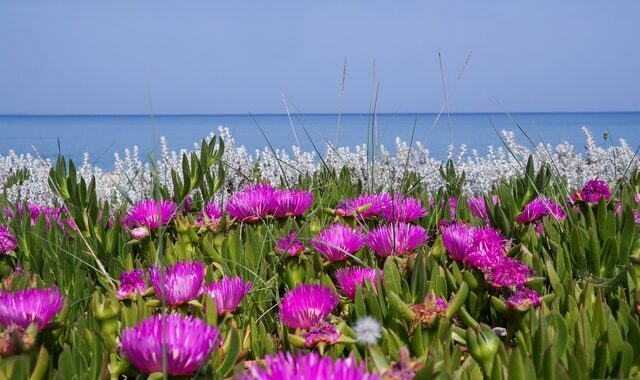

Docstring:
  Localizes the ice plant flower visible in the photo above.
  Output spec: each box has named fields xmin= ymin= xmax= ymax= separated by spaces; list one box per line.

xmin=124 ymin=199 xmax=178 ymax=230
xmin=279 ymin=284 xmax=338 ymax=329
xmin=515 ymin=197 xmax=566 ymax=224
xmin=116 ymin=269 xmax=147 ymax=300
xmin=441 ymin=223 xmax=475 ymax=262
xmin=10 ymin=204 xmax=62 ymax=228
xmin=335 ymin=267 xmax=382 ymax=300
xmin=485 ymin=257 xmax=532 ymax=288
xmin=202 ymin=276 xmax=252 ymax=316
xmin=0 ymin=288 xmax=64 ymax=331
xmin=366 ymin=223 xmax=428 ymax=257
xmin=411 ymin=294 xmax=448 ymax=327
xmin=448 ymin=197 xmax=458 ymax=219
xmin=335 ymin=193 xmax=391 ymax=219
xmin=353 ymin=316 xmax=382 ymax=346
xmin=506 ymin=287 xmax=541 ymax=311
xmin=464 ymin=227 xmax=507 ymax=270
xmin=130 ymin=226 xmax=149 ymax=240
xmin=272 ymin=189 xmax=314 ymax=218
xmin=242 ymin=351 xmax=380 ymax=380
xmin=574 ymin=178 xmax=611 ymax=204
xmin=468 ymin=195 xmax=499 ymax=222
xmin=310 ymin=223 xmax=365 ymax=262
xmin=119 ymin=313 xmax=220 ymax=376
xmin=0 ymin=225 xmax=17 ymax=255
xmin=275 ymin=231 xmax=306 ymax=256
xmin=382 ymin=194 xmax=428 ymax=223
xmin=148 ymin=261 xmax=205 ymax=306
xmin=226 ymin=183 xmax=276 ymax=223
xmin=198 ymin=200 xmax=223 ymax=226
xmin=301 ymin=321 xmax=340 ymax=347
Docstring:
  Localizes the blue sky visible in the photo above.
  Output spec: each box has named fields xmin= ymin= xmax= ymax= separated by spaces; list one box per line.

xmin=0 ymin=1 xmax=639 ymax=114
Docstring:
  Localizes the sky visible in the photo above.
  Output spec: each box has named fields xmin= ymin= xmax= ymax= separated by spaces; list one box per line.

xmin=0 ymin=1 xmax=639 ymax=115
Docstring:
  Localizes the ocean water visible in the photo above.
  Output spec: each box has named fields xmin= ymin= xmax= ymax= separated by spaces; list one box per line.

xmin=0 ymin=112 xmax=638 ymax=171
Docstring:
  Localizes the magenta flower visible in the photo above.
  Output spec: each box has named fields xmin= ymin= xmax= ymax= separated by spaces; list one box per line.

xmin=124 ymin=199 xmax=178 ymax=230
xmin=116 ymin=269 xmax=147 ymax=300
xmin=411 ymin=294 xmax=448 ymax=327
xmin=464 ymin=227 xmax=507 ymax=269
xmin=302 ymin=321 xmax=340 ymax=347
xmin=279 ymin=284 xmax=338 ymax=329
xmin=242 ymin=351 xmax=380 ymax=380
xmin=468 ymin=195 xmax=499 ymax=222
xmin=485 ymin=257 xmax=531 ymax=288
xmin=202 ymin=276 xmax=252 ymax=316
xmin=130 ymin=226 xmax=150 ymax=240
xmin=275 ymin=231 xmax=306 ymax=256
xmin=441 ymin=223 xmax=475 ymax=262
xmin=335 ymin=267 xmax=383 ymax=300
xmin=0 ymin=288 xmax=64 ymax=331
xmin=447 ymin=197 xmax=458 ymax=219
xmin=11 ymin=204 xmax=62 ymax=228
xmin=226 ymin=183 xmax=276 ymax=223
xmin=366 ymin=223 xmax=428 ymax=257
xmin=148 ymin=261 xmax=205 ymax=306
xmin=0 ymin=225 xmax=17 ymax=255
xmin=272 ymin=189 xmax=314 ymax=218
xmin=576 ymin=179 xmax=611 ymax=204
xmin=119 ymin=313 xmax=220 ymax=376
xmin=335 ymin=193 xmax=391 ymax=219
xmin=382 ymin=194 xmax=427 ymax=223
xmin=516 ymin=197 xmax=565 ymax=224
xmin=198 ymin=201 xmax=223 ymax=226
xmin=506 ymin=287 xmax=541 ymax=311
xmin=310 ymin=223 xmax=365 ymax=262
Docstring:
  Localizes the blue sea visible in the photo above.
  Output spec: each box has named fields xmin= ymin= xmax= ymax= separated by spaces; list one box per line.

xmin=1 ymin=112 xmax=639 ymax=171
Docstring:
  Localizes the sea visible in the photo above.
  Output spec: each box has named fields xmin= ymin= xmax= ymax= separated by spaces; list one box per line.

xmin=1 ymin=112 xmax=639 ymax=171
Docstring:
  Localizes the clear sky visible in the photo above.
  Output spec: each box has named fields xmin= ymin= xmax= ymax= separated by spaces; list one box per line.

xmin=1 ymin=1 xmax=639 ymax=115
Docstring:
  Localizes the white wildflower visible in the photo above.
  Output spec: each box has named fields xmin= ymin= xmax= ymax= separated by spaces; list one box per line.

xmin=353 ymin=316 xmax=382 ymax=346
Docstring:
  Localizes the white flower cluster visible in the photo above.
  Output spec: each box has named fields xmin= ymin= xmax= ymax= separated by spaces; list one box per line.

xmin=1 ymin=126 xmax=637 ymax=206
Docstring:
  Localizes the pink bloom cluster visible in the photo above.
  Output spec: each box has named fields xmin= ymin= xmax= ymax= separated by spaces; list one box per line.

xmin=335 ymin=193 xmax=426 ymax=223
xmin=279 ymin=284 xmax=340 ymax=347
xmin=227 ymin=184 xmax=313 ymax=223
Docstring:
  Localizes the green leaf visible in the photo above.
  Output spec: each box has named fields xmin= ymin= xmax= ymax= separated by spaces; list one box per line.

xmin=216 ymin=327 xmax=240 ymax=378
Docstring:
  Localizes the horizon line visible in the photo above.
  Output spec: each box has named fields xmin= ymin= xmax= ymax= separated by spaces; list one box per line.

xmin=1 ymin=110 xmax=639 ymax=117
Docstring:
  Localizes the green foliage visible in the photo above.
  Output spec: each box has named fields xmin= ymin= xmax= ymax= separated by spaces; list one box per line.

xmin=1 ymin=148 xmax=639 ymax=379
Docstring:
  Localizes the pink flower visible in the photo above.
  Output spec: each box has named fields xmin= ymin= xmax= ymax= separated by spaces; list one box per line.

xmin=382 ymin=194 xmax=427 ymax=223
xmin=242 ymin=351 xmax=380 ymax=380
xmin=301 ymin=321 xmax=340 ymax=347
xmin=0 ymin=225 xmax=17 ymax=255
xmin=272 ymin=189 xmax=314 ymax=218
xmin=279 ymin=284 xmax=338 ymax=330
xmin=198 ymin=201 xmax=223 ymax=226
xmin=441 ymin=223 xmax=475 ymax=262
xmin=506 ymin=287 xmax=541 ymax=311
xmin=335 ymin=193 xmax=392 ymax=219
xmin=463 ymin=227 xmax=507 ymax=270
xmin=485 ymin=257 xmax=531 ymax=288
xmin=0 ymin=288 xmax=64 ymax=331
xmin=148 ymin=261 xmax=205 ymax=306
xmin=468 ymin=195 xmax=499 ymax=222
xmin=120 ymin=313 xmax=220 ymax=375
xmin=366 ymin=223 xmax=428 ymax=257
xmin=335 ymin=267 xmax=383 ymax=300
xmin=573 ymin=179 xmax=611 ymax=204
xmin=516 ymin=197 xmax=565 ymax=224
xmin=116 ymin=269 xmax=147 ymax=300
xmin=202 ymin=276 xmax=252 ymax=316
xmin=275 ymin=231 xmax=306 ymax=256
xmin=310 ymin=223 xmax=365 ymax=262
xmin=123 ymin=199 xmax=178 ymax=230
xmin=226 ymin=183 xmax=275 ymax=223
